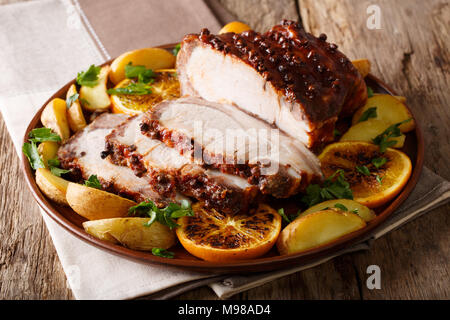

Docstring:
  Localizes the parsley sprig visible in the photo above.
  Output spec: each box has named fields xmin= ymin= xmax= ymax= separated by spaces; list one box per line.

xmin=301 ymin=170 xmax=353 ymax=208
xmin=172 ymin=43 xmax=181 ymax=56
xmin=108 ymin=62 xmax=156 ymax=96
xmin=358 ymin=107 xmax=377 ymax=123
xmin=28 ymin=128 xmax=61 ymax=143
xmin=66 ymin=93 xmax=79 ymax=109
xmin=372 ymin=119 xmax=411 ymax=152
xmin=23 ymin=128 xmax=62 ymax=170
xmin=124 ymin=62 xmax=155 ymax=83
xmin=84 ymin=175 xmax=102 ymax=189
xmin=367 ymin=86 xmax=374 ymax=98
xmin=47 ymin=159 xmax=70 ymax=177
xmin=76 ymin=65 xmax=101 ymax=87
xmin=128 ymin=199 xmax=194 ymax=229
xmin=152 ymin=248 xmax=175 ymax=259
xmin=107 ymin=82 xmax=153 ymax=95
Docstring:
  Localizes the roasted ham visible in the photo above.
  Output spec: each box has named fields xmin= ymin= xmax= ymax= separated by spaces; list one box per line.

xmin=141 ymin=97 xmax=323 ymax=198
xmin=104 ymin=114 xmax=259 ymax=214
xmin=57 ymin=113 xmax=183 ymax=206
xmin=177 ymin=20 xmax=367 ymax=148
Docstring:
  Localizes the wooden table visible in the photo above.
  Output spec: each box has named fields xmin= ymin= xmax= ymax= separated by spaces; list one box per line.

xmin=0 ymin=0 xmax=448 ymax=299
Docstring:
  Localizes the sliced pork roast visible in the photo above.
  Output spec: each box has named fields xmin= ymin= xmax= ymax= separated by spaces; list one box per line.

xmin=141 ymin=97 xmax=323 ymax=198
xmin=177 ymin=20 xmax=367 ymax=148
xmin=57 ymin=113 xmax=183 ymax=206
xmin=104 ymin=114 xmax=259 ymax=214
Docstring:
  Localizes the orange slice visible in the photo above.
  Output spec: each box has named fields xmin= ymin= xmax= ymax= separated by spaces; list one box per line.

xmin=318 ymin=141 xmax=412 ymax=208
xmin=176 ymin=203 xmax=282 ymax=262
xmin=110 ymin=71 xmax=180 ymax=115
xmin=219 ymin=21 xmax=252 ymax=34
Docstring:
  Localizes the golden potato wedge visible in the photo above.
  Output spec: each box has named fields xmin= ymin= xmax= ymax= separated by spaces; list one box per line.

xmin=298 ymin=199 xmax=376 ymax=222
xmin=79 ymin=65 xmax=111 ymax=112
xmin=352 ymin=95 xmax=415 ymax=132
xmin=352 ymin=59 xmax=371 ymax=77
xmin=277 ymin=209 xmax=366 ymax=255
xmin=36 ymin=168 xmax=69 ymax=205
xmin=109 ymin=48 xmax=176 ymax=85
xmin=219 ymin=21 xmax=252 ymax=34
xmin=340 ymin=119 xmax=405 ymax=149
xmin=38 ymin=141 xmax=59 ymax=168
xmin=66 ymin=182 xmax=136 ymax=220
xmin=40 ymin=98 xmax=70 ymax=142
xmin=66 ymin=84 xmax=87 ymax=132
xmin=374 ymin=93 xmax=406 ymax=103
xmin=83 ymin=218 xmax=176 ymax=251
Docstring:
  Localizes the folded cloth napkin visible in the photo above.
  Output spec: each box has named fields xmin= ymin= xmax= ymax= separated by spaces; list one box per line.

xmin=0 ymin=0 xmax=449 ymax=300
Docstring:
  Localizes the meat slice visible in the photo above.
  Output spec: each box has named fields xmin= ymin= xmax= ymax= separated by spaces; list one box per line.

xmin=57 ymin=113 xmax=183 ymax=206
xmin=141 ymin=97 xmax=323 ymax=198
xmin=104 ymin=114 xmax=259 ymax=215
xmin=177 ymin=20 xmax=367 ymax=149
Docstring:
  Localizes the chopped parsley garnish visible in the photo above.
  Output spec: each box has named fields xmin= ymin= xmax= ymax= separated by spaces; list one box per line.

xmin=152 ymin=248 xmax=175 ymax=259
xmin=358 ymin=107 xmax=377 ymax=123
xmin=22 ymin=141 xmax=44 ymax=170
xmin=129 ymin=199 xmax=194 ymax=229
xmin=124 ymin=62 xmax=155 ymax=84
xmin=172 ymin=43 xmax=181 ymax=56
xmin=367 ymin=86 xmax=374 ymax=98
xmin=372 ymin=119 xmax=411 ymax=152
xmin=333 ymin=128 xmax=341 ymax=138
xmin=371 ymin=157 xmax=387 ymax=169
xmin=47 ymin=158 xmax=71 ymax=177
xmin=66 ymin=93 xmax=79 ymax=109
xmin=107 ymin=82 xmax=153 ymax=95
xmin=334 ymin=203 xmax=348 ymax=211
xmin=277 ymin=208 xmax=291 ymax=223
xmin=84 ymin=175 xmax=102 ymax=189
xmin=375 ymin=175 xmax=384 ymax=185
xmin=76 ymin=64 xmax=101 ymax=87
xmin=28 ymin=128 xmax=61 ymax=143
xmin=301 ymin=170 xmax=353 ymax=208
xmin=356 ymin=165 xmax=371 ymax=176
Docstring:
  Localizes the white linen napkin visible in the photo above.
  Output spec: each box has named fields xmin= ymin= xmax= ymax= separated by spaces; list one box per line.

xmin=1 ymin=0 xmax=449 ymax=300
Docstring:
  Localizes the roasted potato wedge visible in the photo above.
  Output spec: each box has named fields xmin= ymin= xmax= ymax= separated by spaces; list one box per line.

xmin=352 ymin=59 xmax=371 ymax=77
xmin=36 ymin=168 xmax=69 ymax=205
xmin=66 ymin=84 xmax=87 ymax=132
xmin=66 ymin=182 xmax=136 ymax=220
xmin=373 ymin=93 xmax=406 ymax=103
xmin=277 ymin=209 xmax=366 ymax=255
xmin=298 ymin=199 xmax=376 ymax=222
xmin=38 ymin=141 xmax=59 ymax=168
xmin=109 ymin=48 xmax=176 ymax=85
xmin=83 ymin=218 xmax=176 ymax=251
xmin=340 ymin=119 xmax=405 ymax=149
xmin=352 ymin=95 xmax=415 ymax=132
xmin=79 ymin=65 xmax=111 ymax=112
xmin=40 ymin=98 xmax=70 ymax=142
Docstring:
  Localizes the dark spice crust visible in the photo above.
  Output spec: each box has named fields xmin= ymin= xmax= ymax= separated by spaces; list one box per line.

xmin=181 ymin=19 xmax=367 ymax=126
xmin=140 ymin=115 xmax=321 ymax=198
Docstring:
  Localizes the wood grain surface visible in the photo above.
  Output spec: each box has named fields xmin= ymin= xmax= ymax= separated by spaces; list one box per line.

xmin=0 ymin=0 xmax=448 ymax=300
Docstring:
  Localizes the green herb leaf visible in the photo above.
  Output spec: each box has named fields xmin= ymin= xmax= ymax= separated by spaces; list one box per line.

xmin=79 ymin=98 xmax=90 ymax=106
xmin=371 ymin=157 xmax=387 ymax=169
xmin=367 ymin=86 xmax=374 ymax=98
xmin=76 ymin=65 xmax=101 ymax=87
xmin=334 ymin=203 xmax=348 ymax=211
xmin=28 ymin=128 xmax=61 ymax=143
xmin=301 ymin=170 xmax=353 ymax=208
xmin=152 ymin=248 xmax=175 ymax=259
xmin=124 ymin=62 xmax=155 ymax=83
xmin=172 ymin=43 xmax=181 ymax=56
xmin=351 ymin=208 xmax=359 ymax=214
xmin=375 ymin=175 xmax=384 ymax=185
xmin=47 ymin=158 xmax=70 ymax=177
xmin=107 ymin=82 xmax=152 ymax=95
xmin=22 ymin=142 xmax=44 ymax=170
xmin=84 ymin=175 xmax=102 ymax=189
xmin=129 ymin=200 xmax=194 ymax=229
xmin=277 ymin=208 xmax=291 ymax=223
xmin=356 ymin=165 xmax=371 ymax=176
xmin=358 ymin=107 xmax=377 ymax=123
xmin=66 ymin=93 xmax=79 ymax=109
xmin=372 ymin=119 xmax=411 ymax=152
xmin=333 ymin=128 xmax=341 ymax=138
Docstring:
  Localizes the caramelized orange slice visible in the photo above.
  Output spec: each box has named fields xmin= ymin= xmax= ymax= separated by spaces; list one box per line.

xmin=176 ymin=203 xmax=282 ymax=262
xmin=110 ymin=71 xmax=180 ymax=115
xmin=319 ymin=142 xmax=412 ymax=208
